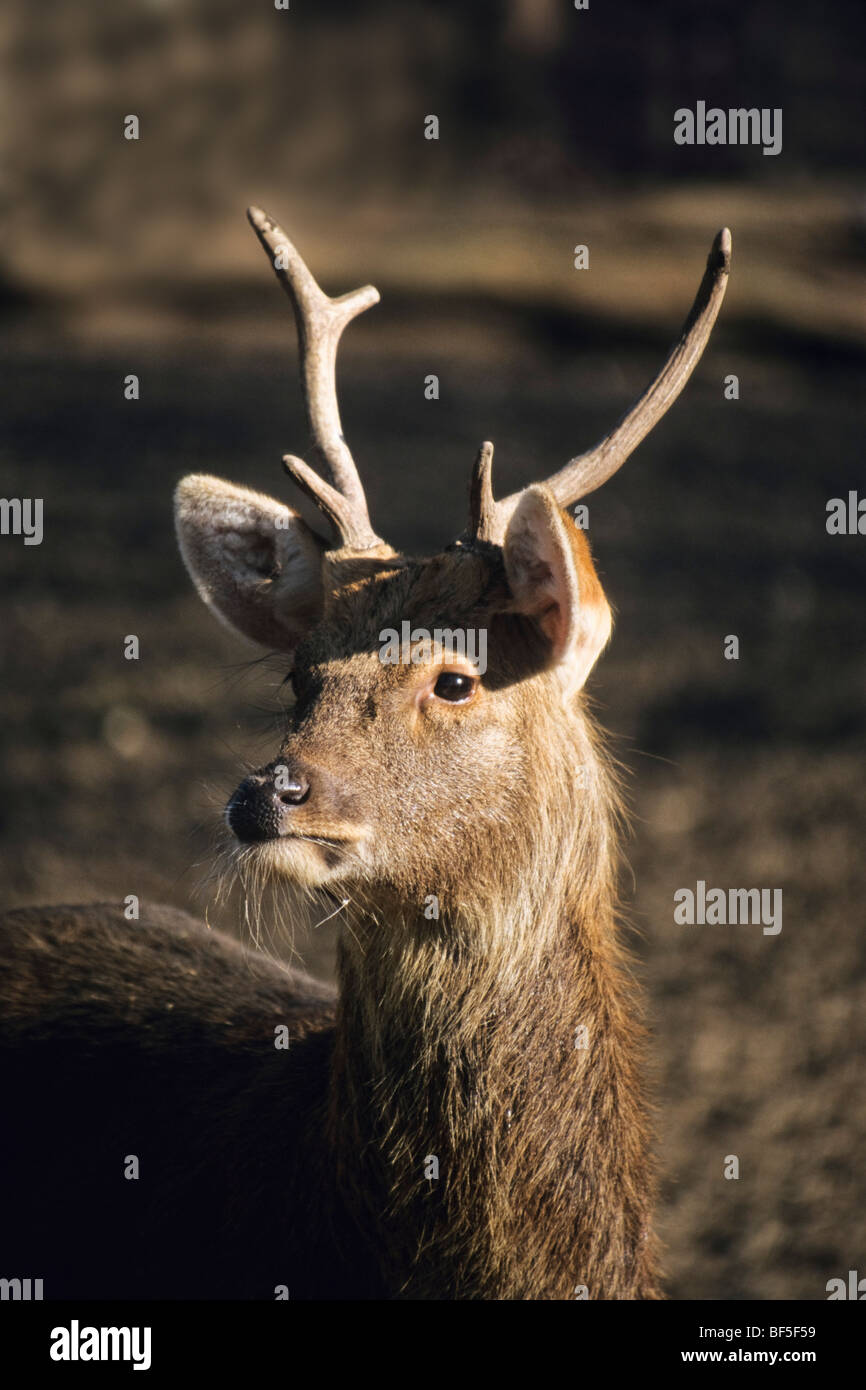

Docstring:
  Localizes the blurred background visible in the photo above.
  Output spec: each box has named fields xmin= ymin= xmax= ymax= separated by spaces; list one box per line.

xmin=1 ymin=0 xmax=864 ymax=1300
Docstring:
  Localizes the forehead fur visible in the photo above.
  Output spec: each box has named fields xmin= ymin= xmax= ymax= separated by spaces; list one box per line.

xmin=297 ymin=546 xmax=511 ymax=668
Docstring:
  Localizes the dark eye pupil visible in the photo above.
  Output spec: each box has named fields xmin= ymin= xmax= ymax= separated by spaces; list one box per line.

xmin=434 ymin=673 xmax=474 ymax=702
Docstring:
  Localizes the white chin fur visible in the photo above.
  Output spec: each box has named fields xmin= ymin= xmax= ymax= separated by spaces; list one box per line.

xmin=243 ymin=836 xmax=352 ymax=889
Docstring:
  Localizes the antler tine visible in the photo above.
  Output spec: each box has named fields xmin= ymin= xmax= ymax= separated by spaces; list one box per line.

xmin=469 ymin=441 xmax=496 ymax=541
xmin=247 ymin=205 xmax=383 ymax=551
xmin=483 ymin=228 xmax=732 ymax=544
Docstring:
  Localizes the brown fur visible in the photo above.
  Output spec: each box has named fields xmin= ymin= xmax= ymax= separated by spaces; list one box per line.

xmin=1 ymin=214 xmax=733 ymax=1299
xmin=0 ymin=522 xmax=660 ymax=1300
xmin=314 ymin=545 xmax=658 ymax=1298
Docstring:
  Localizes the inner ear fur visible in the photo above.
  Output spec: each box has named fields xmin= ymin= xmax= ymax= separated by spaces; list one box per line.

xmin=174 ymin=474 xmax=325 ymax=651
xmin=503 ymin=485 xmax=612 ymax=693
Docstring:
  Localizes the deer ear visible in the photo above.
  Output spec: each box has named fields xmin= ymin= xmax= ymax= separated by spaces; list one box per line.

xmin=503 ymin=485 xmax=612 ymax=693
xmin=174 ymin=475 xmax=325 ymax=651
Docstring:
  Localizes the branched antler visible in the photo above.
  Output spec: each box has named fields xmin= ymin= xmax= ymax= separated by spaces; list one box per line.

xmin=248 ymin=209 xmax=730 ymax=554
xmin=247 ymin=205 xmax=382 ymax=551
xmin=473 ymin=228 xmax=732 ymax=544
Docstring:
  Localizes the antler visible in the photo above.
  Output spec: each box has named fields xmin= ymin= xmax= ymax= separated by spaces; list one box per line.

xmin=247 ymin=206 xmax=383 ymax=551
xmin=471 ymin=227 xmax=732 ymax=544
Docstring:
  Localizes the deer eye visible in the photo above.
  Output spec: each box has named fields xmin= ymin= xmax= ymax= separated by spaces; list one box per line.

xmin=432 ymin=671 xmax=477 ymax=703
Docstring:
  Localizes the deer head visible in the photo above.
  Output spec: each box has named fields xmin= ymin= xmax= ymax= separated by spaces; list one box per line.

xmin=175 ymin=208 xmax=730 ymax=908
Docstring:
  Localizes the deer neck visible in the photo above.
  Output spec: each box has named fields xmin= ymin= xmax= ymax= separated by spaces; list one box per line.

xmin=328 ymin=748 xmax=660 ymax=1300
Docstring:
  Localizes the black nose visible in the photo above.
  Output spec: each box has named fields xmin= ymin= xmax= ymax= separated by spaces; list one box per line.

xmin=226 ymin=762 xmax=311 ymax=843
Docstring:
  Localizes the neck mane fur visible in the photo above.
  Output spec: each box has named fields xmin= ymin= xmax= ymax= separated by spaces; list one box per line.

xmin=327 ymin=708 xmax=660 ymax=1300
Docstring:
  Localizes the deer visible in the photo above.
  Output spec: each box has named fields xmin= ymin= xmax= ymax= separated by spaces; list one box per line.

xmin=0 ymin=209 xmax=730 ymax=1300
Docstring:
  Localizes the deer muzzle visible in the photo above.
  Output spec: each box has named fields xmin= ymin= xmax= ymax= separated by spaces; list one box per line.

xmin=226 ymin=761 xmax=311 ymax=843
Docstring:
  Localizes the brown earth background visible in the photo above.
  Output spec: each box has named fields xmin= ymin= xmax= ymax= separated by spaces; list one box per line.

xmin=1 ymin=0 xmax=864 ymax=1299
